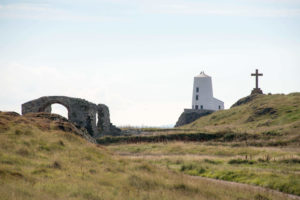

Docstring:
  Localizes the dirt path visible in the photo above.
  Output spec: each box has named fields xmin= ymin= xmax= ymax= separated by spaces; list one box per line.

xmin=188 ymin=175 xmax=300 ymax=200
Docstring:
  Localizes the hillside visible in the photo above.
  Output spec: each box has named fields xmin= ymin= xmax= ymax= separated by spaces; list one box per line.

xmin=1 ymin=112 xmax=297 ymax=200
xmin=182 ymin=93 xmax=300 ymax=136
xmin=95 ymin=93 xmax=300 ymax=197
xmin=98 ymin=93 xmax=300 ymax=148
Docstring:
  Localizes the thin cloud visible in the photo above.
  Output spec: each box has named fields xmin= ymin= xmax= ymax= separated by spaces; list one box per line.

xmin=143 ymin=2 xmax=300 ymax=17
xmin=0 ymin=3 xmax=121 ymax=22
xmin=1 ymin=1 xmax=299 ymax=20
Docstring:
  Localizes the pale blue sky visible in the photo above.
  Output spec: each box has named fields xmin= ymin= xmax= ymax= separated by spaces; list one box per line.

xmin=0 ymin=0 xmax=300 ymax=126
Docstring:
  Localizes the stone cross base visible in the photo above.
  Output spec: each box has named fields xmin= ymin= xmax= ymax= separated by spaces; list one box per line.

xmin=251 ymin=88 xmax=263 ymax=95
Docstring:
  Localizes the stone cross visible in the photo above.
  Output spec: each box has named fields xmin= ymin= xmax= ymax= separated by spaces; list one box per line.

xmin=251 ymin=69 xmax=263 ymax=89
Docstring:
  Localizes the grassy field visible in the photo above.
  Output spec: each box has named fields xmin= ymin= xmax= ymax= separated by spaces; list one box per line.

xmin=1 ymin=93 xmax=300 ymax=199
xmin=107 ymin=142 xmax=300 ymax=196
xmin=1 ymin=112 xmax=297 ymax=200
xmin=101 ymin=94 xmax=300 ymax=197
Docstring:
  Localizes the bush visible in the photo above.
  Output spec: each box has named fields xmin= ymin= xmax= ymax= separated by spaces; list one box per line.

xmin=180 ymin=164 xmax=196 ymax=171
xmin=228 ymin=159 xmax=255 ymax=165
xmin=203 ymin=159 xmax=221 ymax=164
xmin=198 ymin=168 xmax=206 ymax=174
xmin=15 ymin=129 xmax=22 ymax=135
xmin=279 ymin=158 xmax=300 ymax=164
xmin=15 ymin=129 xmax=33 ymax=135
xmin=262 ymin=130 xmax=280 ymax=136
xmin=223 ymin=133 xmax=235 ymax=141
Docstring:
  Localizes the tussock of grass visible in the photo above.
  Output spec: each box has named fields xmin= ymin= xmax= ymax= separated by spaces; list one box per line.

xmin=255 ymin=194 xmax=270 ymax=200
xmin=279 ymin=158 xmax=300 ymax=164
xmin=228 ymin=159 xmax=255 ymax=165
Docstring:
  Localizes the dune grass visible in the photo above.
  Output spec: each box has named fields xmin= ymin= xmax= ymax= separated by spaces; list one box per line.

xmin=1 ymin=113 xmax=297 ymax=200
xmin=1 ymin=93 xmax=300 ymax=199
xmin=181 ymin=93 xmax=300 ymax=135
xmin=107 ymin=142 xmax=300 ymax=196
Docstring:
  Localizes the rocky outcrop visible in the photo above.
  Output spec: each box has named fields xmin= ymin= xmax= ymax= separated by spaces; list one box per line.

xmin=230 ymin=94 xmax=263 ymax=108
xmin=175 ymin=109 xmax=214 ymax=127
xmin=22 ymin=96 xmax=121 ymax=138
xmin=251 ymin=88 xmax=263 ymax=95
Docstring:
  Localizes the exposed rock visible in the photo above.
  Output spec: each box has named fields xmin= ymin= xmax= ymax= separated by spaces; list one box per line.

xmin=251 ymin=88 xmax=263 ymax=95
xmin=231 ymin=94 xmax=263 ymax=108
xmin=175 ymin=109 xmax=214 ymax=127
xmin=254 ymin=107 xmax=277 ymax=116
xmin=22 ymin=96 xmax=121 ymax=137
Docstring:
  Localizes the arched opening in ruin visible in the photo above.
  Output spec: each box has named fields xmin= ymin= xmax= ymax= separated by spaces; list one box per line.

xmin=95 ymin=112 xmax=98 ymax=126
xmin=51 ymin=103 xmax=69 ymax=119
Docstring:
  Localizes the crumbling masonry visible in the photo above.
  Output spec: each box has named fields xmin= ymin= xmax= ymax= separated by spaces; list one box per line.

xmin=22 ymin=96 xmax=120 ymax=137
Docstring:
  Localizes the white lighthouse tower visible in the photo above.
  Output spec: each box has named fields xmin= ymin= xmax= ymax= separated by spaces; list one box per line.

xmin=192 ymin=71 xmax=224 ymax=111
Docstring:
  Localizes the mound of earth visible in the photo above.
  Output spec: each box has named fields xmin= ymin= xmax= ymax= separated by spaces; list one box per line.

xmin=0 ymin=111 xmax=96 ymax=143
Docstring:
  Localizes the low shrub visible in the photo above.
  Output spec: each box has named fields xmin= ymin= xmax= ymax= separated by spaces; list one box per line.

xmin=180 ymin=164 xmax=196 ymax=171
xmin=228 ymin=159 xmax=255 ymax=165
xmin=279 ymin=158 xmax=300 ymax=164
xmin=203 ymin=159 xmax=221 ymax=164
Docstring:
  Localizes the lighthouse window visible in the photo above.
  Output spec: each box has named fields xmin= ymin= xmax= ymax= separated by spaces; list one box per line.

xmin=200 ymin=105 xmax=203 ymax=109
xmin=196 ymin=95 xmax=198 ymax=100
xmin=196 ymin=87 xmax=199 ymax=92
xmin=219 ymin=105 xmax=221 ymax=110
xmin=195 ymin=105 xmax=198 ymax=110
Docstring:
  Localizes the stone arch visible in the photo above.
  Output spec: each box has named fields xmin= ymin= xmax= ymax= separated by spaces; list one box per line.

xmin=21 ymin=96 xmax=121 ymax=137
xmin=37 ymin=100 xmax=70 ymax=117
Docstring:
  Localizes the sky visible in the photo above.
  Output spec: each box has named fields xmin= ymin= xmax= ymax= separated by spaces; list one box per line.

xmin=0 ymin=0 xmax=300 ymax=126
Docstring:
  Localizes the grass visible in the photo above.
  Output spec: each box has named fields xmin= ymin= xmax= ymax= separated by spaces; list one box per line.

xmin=1 ymin=93 xmax=300 ymax=199
xmin=101 ymin=93 xmax=300 ymax=146
xmin=98 ymin=94 xmax=300 ymax=158
xmin=181 ymin=93 xmax=300 ymax=135
xmin=1 ymin=112 xmax=296 ymax=200
xmin=106 ymin=142 xmax=300 ymax=196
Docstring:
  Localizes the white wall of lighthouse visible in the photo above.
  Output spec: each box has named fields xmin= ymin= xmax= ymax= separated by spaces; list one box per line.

xmin=192 ymin=72 xmax=224 ymax=111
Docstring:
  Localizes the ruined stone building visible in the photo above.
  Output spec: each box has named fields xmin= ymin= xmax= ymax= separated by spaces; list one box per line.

xmin=22 ymin=96 xmax=120 ymax=137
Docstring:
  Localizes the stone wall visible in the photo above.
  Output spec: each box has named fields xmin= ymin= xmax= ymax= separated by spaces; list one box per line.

xmin=22 ymin=96 xmax=121 ymax=137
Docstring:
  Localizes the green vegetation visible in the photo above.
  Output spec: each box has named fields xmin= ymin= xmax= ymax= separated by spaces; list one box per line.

xmin=1 ymin=112 xmax=294 ymax=200
xmin=99 ymin=93 xmax=300 ymax=147
xmin=182 ymin=93 xmax=300 ymax=135
xmin=107 ymin=142 xmax=300 ymax=196
xmin=1 ymin=93 xmax=300 ymax=199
